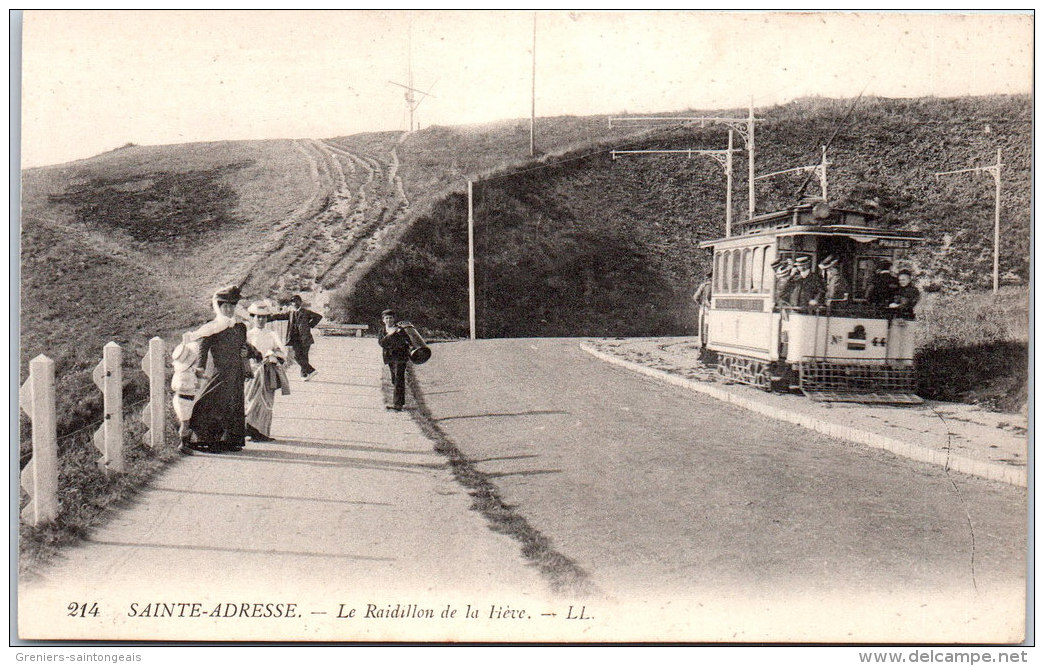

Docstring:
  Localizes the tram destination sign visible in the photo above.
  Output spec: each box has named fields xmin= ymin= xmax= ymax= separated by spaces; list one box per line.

xmin=875 ymin=238 xmax=913 ymax=249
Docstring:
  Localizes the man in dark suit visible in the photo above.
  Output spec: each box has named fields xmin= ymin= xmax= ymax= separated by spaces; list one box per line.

xmin=378 ymin=308 xmax=411 ymax=411
xmin=787 ymin=255 xmax=826 ymax=308
xmin=271 ymin=295 xmax=323 ymax=380
xmin=865 ymin=259 xmax=899 ymax=306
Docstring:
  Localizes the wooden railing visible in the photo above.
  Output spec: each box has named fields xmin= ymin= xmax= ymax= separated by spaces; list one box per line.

xmin=19 ymin=337 xmax=167 ymax=527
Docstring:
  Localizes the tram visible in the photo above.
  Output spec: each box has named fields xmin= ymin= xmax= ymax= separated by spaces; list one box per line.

xmin=697 ymin=200 xmax=924 ymax=404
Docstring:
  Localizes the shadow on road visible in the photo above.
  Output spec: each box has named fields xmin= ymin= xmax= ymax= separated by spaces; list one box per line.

xmin=148 ymin=486 xmax=392 ymax=506
xmin=86 ymin=539 xmax=396 ymax=562
xmin=200 ymin=446 xmax=444 ymax=475
xmin=485 ymin=469 xmax=562 ymax=479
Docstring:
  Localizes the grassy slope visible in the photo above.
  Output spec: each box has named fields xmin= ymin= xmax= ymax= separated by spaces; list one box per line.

xmin=20 ymin=139 xmax=318 ymax=432
xmin=915 ymin=287 xmax=1029 ymax=412
xmin=19 ymin=140 xmax=320 ymax=568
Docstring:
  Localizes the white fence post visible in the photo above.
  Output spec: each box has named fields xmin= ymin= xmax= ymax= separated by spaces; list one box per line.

xmin=140 ymin=336 xmax=166 ymax=448
xmin=93 ymin=341 xmax=124 ymax=473
xmin=19 ymin=354 xmax=59 ymax=526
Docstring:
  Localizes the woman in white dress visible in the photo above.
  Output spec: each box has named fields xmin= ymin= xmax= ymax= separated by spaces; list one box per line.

xmin=244 ymin=300 xmax=290 ymax=441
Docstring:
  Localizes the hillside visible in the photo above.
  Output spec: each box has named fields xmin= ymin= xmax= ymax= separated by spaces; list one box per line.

xmin=20 ymin=140 xmax=316 ymax=438
xmin=337 ymin=95 xmax=1030 ymax=340
xmin=19 ymin=117 xmax=666 ymax=446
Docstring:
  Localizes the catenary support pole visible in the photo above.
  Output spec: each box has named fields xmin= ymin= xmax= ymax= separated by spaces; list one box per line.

xmin=993 ymin=148 xmax=1002 ymax=294
xmin=748 ymin=100 xmax=756 ymax=220
xmin=468 ymin=180 xmax=476 ymax=340
xmin=725 ymin=130 xmax=734 ymax=237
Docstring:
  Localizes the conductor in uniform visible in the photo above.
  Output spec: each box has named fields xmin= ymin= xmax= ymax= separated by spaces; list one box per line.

xmin=379 ymin=308 xmax=411 ymax=411
xmin=787 ymin=255 xmax=826 ymax=308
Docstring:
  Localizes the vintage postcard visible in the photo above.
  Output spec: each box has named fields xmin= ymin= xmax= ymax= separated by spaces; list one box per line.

xmin=14 ymin=10 xmax=1031 ymax=646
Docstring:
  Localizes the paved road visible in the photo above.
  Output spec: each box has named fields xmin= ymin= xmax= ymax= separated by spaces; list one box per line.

xmin=414 ymin=338 xmax=1027 ymax=641
xmin=18 ymin=337 xmax=545 ymax=642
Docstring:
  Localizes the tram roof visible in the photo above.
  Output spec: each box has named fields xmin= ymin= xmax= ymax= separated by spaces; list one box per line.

xmin=697 ymin=202 xmax=924 ymax=249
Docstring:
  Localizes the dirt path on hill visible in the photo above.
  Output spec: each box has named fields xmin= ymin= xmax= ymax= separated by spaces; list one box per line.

xmin=238 ymin=137 xmax=412 ymax=300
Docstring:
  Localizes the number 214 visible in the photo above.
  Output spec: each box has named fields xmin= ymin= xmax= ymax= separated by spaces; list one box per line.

xmin=67 ymin=602 xmax=99 ymax=617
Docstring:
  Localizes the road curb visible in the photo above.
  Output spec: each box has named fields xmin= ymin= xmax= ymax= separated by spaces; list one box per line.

xmin=580 ymin=344 xmax=1027 ymax=488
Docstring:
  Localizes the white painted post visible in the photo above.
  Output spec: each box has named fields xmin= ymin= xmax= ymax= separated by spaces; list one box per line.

xmin=20 ymin=354 xmax=59 ymax=526
xmin=140 ymin=336 xmax=166 ymax=449
xmin=93 ymin=342 xmax=125 ymax=473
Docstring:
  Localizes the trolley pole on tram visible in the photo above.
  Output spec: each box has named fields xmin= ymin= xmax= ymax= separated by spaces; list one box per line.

xmin=754 ymin=146 xmax=831 ymax=202
xmin=934 ymin=149 xmax=1003 ymax=293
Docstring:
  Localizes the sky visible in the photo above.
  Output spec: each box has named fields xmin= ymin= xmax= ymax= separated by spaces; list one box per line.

xmin=18 ymin=10 xmax=1033 ymax=168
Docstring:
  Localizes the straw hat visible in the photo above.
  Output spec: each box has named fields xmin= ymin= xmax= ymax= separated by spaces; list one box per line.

xmin=248 ymin=300 xmax=276 ymax=316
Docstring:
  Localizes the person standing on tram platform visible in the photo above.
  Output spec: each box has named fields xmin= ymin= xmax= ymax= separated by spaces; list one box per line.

xmin=771 ymin=257 xmax=795 ymax=307
xmin=865 ymin=259 xmax=899 ymax=306
xmin=889 ymin=269 xmax=921 ymax=316
xmin=818 ymin=253 xmax=850 ymax=305
xmin=787 ymin=256 xmax=825 ymax=308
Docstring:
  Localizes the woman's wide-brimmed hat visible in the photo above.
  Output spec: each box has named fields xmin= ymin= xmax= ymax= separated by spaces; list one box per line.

xmin=214 ymin=284 xmax=242 ymax=305
xmin=248 ymin=299 xmax=276 ymax=316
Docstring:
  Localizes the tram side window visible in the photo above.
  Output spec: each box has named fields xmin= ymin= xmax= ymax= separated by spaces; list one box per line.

xmin=720 ymin=252 xmax=730 ymax=293
xmin=713 ymin=252 xmax=722 ymax=293
xmin=742 ymin=249 xmax=752 ymax=293
xmin=719 ymin=252 xmax=728 ymax=293
xmin=731 ymin=250 xmax=742 ymax=292
xmin=760 ymin=245 xmax=773 ymax=293
xmin=751 ymin=246 xmax=764 ymax=292
xmin=720 ymin=251 xmax=729 ymax=293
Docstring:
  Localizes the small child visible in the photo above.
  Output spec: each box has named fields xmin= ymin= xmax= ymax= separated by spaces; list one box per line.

xmin=170 ymin=341 xmax=201 ymax=446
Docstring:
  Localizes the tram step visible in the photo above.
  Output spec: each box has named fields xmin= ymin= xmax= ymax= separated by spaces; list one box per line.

xmin=801 ymin=390 xmax=924 ymax=405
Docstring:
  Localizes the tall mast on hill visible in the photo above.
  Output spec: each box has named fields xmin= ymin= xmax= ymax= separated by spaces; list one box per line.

xmin=531 ymin=12 xmax=537 ymax=156
xmin=389 ymin=20 xmax=436 ymax=132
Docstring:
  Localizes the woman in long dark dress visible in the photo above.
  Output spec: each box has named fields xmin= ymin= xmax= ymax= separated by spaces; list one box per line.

xmin=183 ymin=285 xmax=251 ymax=454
